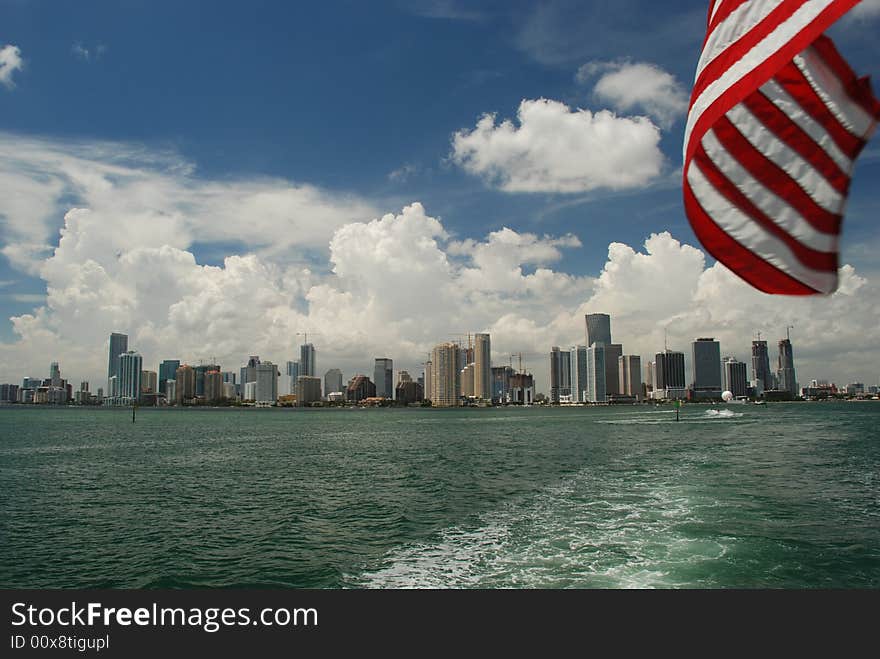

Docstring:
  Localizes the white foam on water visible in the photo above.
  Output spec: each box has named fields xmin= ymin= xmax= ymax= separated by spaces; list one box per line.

xmin=350 ymin=467 xmax=737 ymax=589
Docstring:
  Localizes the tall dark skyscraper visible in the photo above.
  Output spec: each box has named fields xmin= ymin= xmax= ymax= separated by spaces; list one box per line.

xmin=655 ymin=351 xmax=686 ymax=390
xmin=751 ymin=340 xmax=773 ymax=390
xmin=300 ymin=344 xmax=316 ymax=377
xmin=777 ymin=337 xmax=797 ymax=396
xmin=585 ymin=313 xmax=612 ymax=347
xmin=107 ymin=332 xmax=128 ymax=383
xmin=549 ymin=347 xmax=571 ymax=403
xmin=374 ymin=358 xmax=394 ymax=399
xmin=158 ymin=359 xmax=180 ymax=395
xmin=691 ymin=338 xmax=722 ymax=392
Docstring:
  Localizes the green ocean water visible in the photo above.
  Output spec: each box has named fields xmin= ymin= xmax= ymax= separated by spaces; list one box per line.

xmin=1 ymin=403 xmax=878 ymax=588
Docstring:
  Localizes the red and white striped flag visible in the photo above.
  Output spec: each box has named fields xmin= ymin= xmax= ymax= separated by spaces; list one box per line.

xmin=683 ymin=0 xmax=880 ymax=295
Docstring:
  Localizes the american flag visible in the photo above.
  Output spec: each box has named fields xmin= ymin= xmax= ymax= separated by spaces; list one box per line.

xmin=683 ymin=0 xmax=880 ymax=295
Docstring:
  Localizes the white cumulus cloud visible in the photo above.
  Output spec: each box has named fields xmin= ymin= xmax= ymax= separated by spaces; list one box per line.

xmin=579 ymin=61 xmax=690 ymax=129
xmin=0 ymin=44 xmax=23 ymax=89
xmin=450 ymin=98 xmax=664 ymax=193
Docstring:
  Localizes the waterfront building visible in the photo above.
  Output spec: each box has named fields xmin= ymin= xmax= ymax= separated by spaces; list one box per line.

xmin=460 ymin=363 xmax=475 ymax=399
xmin=431 ymin=343 xmax=460 ymax=407
xmin=0 ymin=383 xmax=19 ymax=402
xmin=398 ymin=370 xmax=412 ymax=384
xmin=654 ymin=350 xmax=686 ymax=399
xmin=175 ymin=365 xmax=196 ymax=405
xmin=374 ymin=358 xmax=394 ymax=399
xmin=585 ymin=313 xmax=612 ymax=348
xmin=240 ymin=356 xmax=261 ymax=399
xmin=300 ymin=343 xmax=316 ymax=377
xmin=255 ymin=362 xmax=279 ymax=404
xmin=603 ymin=344 xmax=623 ymax=396
xmin=619 ymin=355 xmax=642 ymax=401
xmin=158 ymin=360 xmax=180 ymax=396
xmin=324 ymin=368 xmax=344 ymax=397
xmin=395 ymin=380 xmax=423 ymax=405
xmin=423 ymin=360 xmax=433 ymax=403
xmin=570 ymin=346 xmax=588 ymax=403
xmin=141 ymin=370 xmax=158 ymax=394
xmin=165 ymin=379 xmax=177 ymax=403
xmin=295 ymin=376 xmax=322 ymax=406
xmin=204 ymin=370 xmax=224 ymax=403
xmin=474 ymin=333 xmax=491 ymax=401
xmin=722 ymin=357 xmax=748 ymax=397
xmin=549 ymin=346 xmax=571 ymax=404
xmin=50 ymin=362 xmax=61 ymax=387
xmin=491 ymin=365 xmax=515 ymax=404
xmin=777 ymin=337 xmax=797 ymax=397
xmin=586 ymin=344 xmax=606 ymax=403
xmin=107 ymin=332 xmax=128 ymax=392
xmin=751 ymin=340 xmax=773 ymax=392
xmin=193 ymin=364 xmax=220 ymax=398
xmin=117 ymin=351 xmax=143 ymax=403
xmin=244 ymin=381 xmax=257 ymax=401
xmin=509 ymin=372 xmax=535 ymax=405
xmin=691 ymin=338 xmax=722 ymax=400
xmin=346 ymin=375 xmax=376 ymax=403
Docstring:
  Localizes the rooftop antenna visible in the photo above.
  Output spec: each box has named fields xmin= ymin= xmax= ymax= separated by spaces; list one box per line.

xmin=786 ymin=325 xmax=794 ymax=341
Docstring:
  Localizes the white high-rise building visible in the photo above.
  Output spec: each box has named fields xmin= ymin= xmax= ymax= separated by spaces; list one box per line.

xmin=619 ymin=355 xmax=642 ymax=400
xmin=117 ymin=351 xmax=143 ymax=402
xmin=255 ymin=362 xmax=279 ymax=404
xmin=586 ymin=345 xmax=606 ymax=403
xmin=570 ymin=346 xmax=588 ymax=403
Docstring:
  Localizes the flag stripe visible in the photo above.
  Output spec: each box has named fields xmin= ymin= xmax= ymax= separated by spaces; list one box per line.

xmin=684 ymin=0 xmax=860 ymax=162
xmin=683 ymin=175 xmax=825 ymax=295
xmin=683 ymin=1 xmax=876 ymax=296
xmin=695 ymin=0 xmax=802 ymax=95
xmin=774 ymin=61 xmax=867 ymax=157
xmin=795 ymin=47 xmax=877 ymax=138
xmin=742 ymin=89 xmax=850 ymax=193
xmin=700 ymin=129 xmax=840 ymax=255
xmin=726 ymin=103 xmax=846 ymax=214
xmin=687 ymin=165 xmax=837 ymax=292
xmin=698 ymin=0 xmax=785 ymax=81
xmin=712 ymin=114 xmax=841 ymax=234
xmin=759 ymin=77 xmax=854 ymax=172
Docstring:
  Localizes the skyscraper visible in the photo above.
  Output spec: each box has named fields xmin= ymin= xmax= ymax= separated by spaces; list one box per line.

xmin=240 ymin=356 xmax=261 ymax=397
xmin=324 ymin=369 xmax=344 ymax=396
xmin=570 ymin=346 xmax=588 ymax=403
xmin=295 ymin=376 xmax=322 ymax=406
xmin=549 ymin=347 xmax=571 ymax=403
xmin=777 ymin=337 xmax=797 ymax=397
xmin=175 ymin=365 xmax=195 ymax=405
xmin=586 ymin=344 xmax=606 ymax=403
xmin=158 ymin=360 xmax=180 ymax=396
xmin=283 ymin=360 xmax=301 ymax=396
xmin=141 ymin=370 xmax=158 ymax=394
xmin=117 ymin=350 xmax=143 ymax=402
xmin=50 ymin=362 xmax=61 ymax=387
xmin=300 ymin=344 xmax=316 ymax=377
xmin=460 ymin=363 xmax=475 ymax=398
xmin=603 ymin=343 xmax=623 ymax=396
xmin=204 ymin=370 xmax=224 ymax=403
xmin=691 ymin=338 xmax=722 ymax=399
xmin=255 ymin=362 xmax=279 ymax=404
xmin=431 ymin=343 xmax=460 ymax=407
xmin=619 ymin=355 xmax=642 ymax=400
xmin=751 ymin=340 xmax=773 ymax=391
xmin=423 ymin=360 xmax=433 ymax=403
xmin=346 ymin=375 xmax=376 ymax=403
xmin=107 ymin=332 xmax=128 ymax=390
xmin=473 ymin=333 xmax=491 ymax=401
xmin=655 ymin=350 xmax=686 ymax=397
xmin=585 ymin=313 xmax=612 ymax=348
xmin=374 ymin=358 xmax=394 ymax=399
xmin=722 ymin=357 xmax=748 ymax=397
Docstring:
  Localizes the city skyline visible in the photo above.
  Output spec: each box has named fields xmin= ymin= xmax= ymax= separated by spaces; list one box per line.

xmin=5 ymin=314 xmax=876 ymax=407
xmin=0 ymin=3 xmax=879 ymax=396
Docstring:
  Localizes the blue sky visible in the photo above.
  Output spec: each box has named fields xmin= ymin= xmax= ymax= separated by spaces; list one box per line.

xmin=1 ymin=0 xmax=879 ymax=388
